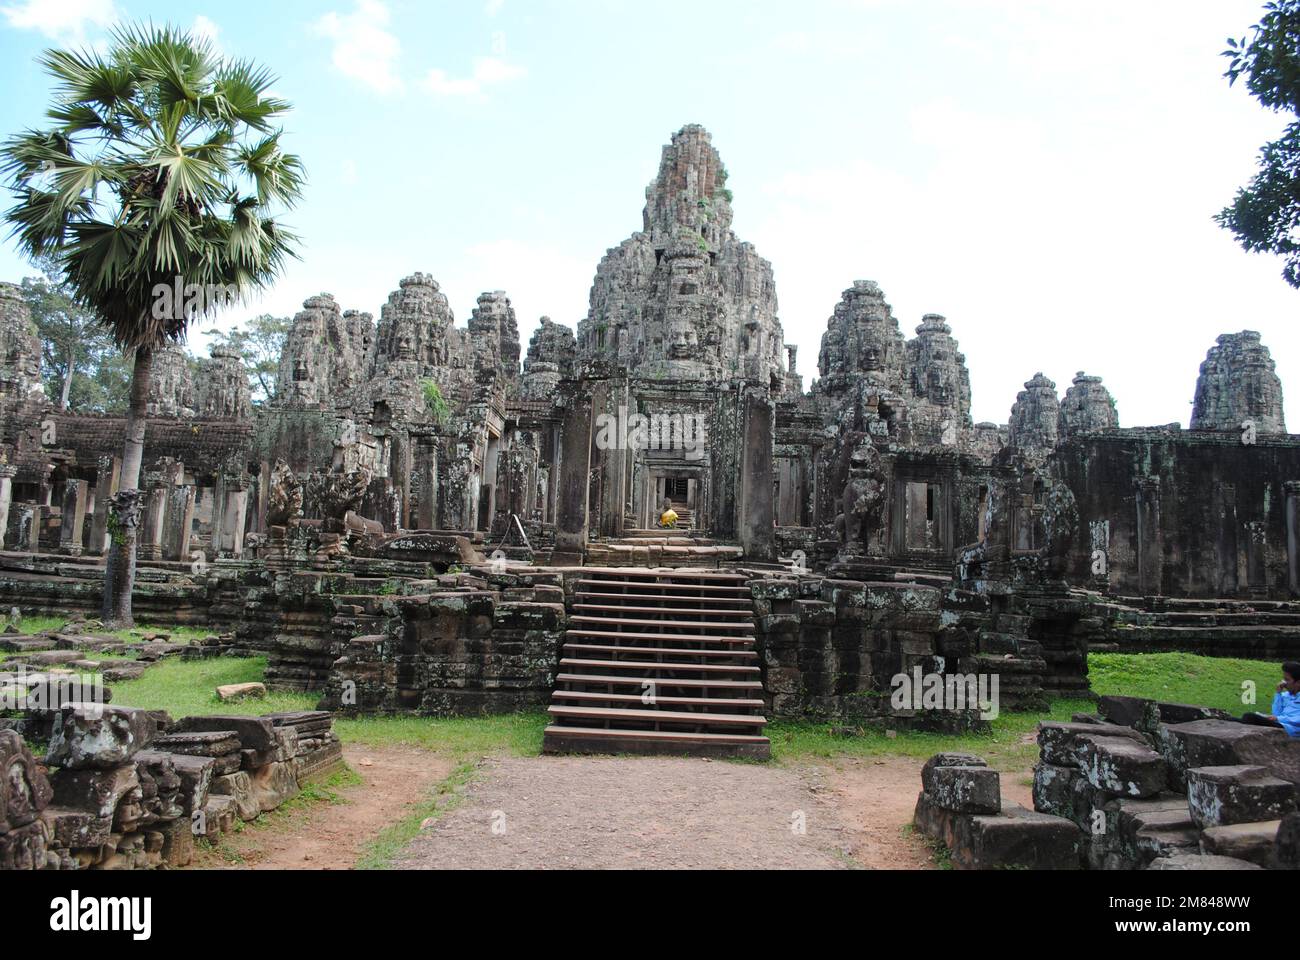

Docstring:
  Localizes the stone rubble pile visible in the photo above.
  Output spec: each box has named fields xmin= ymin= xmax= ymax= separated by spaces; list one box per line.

xmin=913 ymin=752 xmax=1083 ymax=869
xmin=1030 ymin=694 xmax=1300 ymax=869
xmin=0 ymin=703 xmax=343 ymax=870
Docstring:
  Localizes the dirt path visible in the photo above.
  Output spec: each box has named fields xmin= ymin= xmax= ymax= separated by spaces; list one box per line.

xmin=398 ymin=755 xmax=872 ymax=869
xmin=196 ymin=745 xmax=455 ymax=870
xmin=821 ymin=756 xmax=942 ymax=869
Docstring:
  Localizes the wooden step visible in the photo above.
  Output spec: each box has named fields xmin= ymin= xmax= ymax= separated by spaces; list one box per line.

xmin=562 ymin=643 xmax=758 ymax=660
xmin=573 ymin=603 xmax=753 ymax=617
xmin=559 ymin=657 xmax=759 ymax=674
xmin=548 ymin=705 xmax=766 ymax=728
xmin=552 ymin=690 xmax=766 ymax=710
xmin=556 ymin=672 xmax=762 ymax=690
xmin=569 ymin=615 xmax=754 ymax=632
xmin=542 ymin=725 xmax=771 ymax=760
xmin=577 ymin=587 xmax=754 ymax=600
xmin=565 ymin=629 xmax=756 ymax=646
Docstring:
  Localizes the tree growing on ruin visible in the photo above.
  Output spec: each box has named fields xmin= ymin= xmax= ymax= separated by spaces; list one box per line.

xmin=1 ymin=24 xmax=304 ymax=627
xmin=205 ymin=313 xmax=290 ymax=405
xmin=1219 ymin=0 xmax=1300 ymax=287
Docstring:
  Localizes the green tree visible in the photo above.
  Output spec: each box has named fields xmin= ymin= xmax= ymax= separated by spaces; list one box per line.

xmin=1 ymin=24 xmax=304 ymax=627
xmin=204 ymin=312 xmax=289 ymax=404
xmin=19 ymin=257 xmax=127 ymax=411
xmin=1219 ymin=0 xmax=1300 ymax=286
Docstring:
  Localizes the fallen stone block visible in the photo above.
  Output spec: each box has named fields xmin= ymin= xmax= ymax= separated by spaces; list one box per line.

xmin=1201 ymin=819 xmax=1281 ymax=867
xmin=1078 ymin=735 xmax=1168 ymax=798
xmin=1277 ymin=811 xmax=1300 ymax=869
xmin=151 ymin=730 xmax=241 ymax=758
xmin=102 ymin=663 xmax=147 ymax=683
xmin=46 ymin=703 xmax=157 ymax=770
xmin=1032 ymin=763 xmax=1085 ymax=822
xmin=171 ymin=714 xmax=277 ymax=752
xmin=1186 ymin=764 xmax=1297 ymax=827
xmin=921 ymin=755 xmax=1000 ymax=814
xmin=1157 ymin=719 xmax=1300 ymax=788
xmin=0 ymin=636 xmax=54 ymax=654
xmin=1148 ymin=853 xmax=1261 ymax=870
xmin=216 ymin=682 xmax=266 ymax=702
xmin=51 ymin=764 xmax=140 ymax=820
xmin=954 ymin=804 xmax=1082 ymax=870
xmin=249 ymin=760 xmax=299 ymax=813
xmin=1098 ymin=695 xmax=1152 ymax=729
xmin=210 ymin=771 xmax=260 ymax=822
xmin=41 ymin=807 xmax=113 ymax=848
xmin=1038 ymin=721 xmax=1146 ymax=766
xmin=161 ymin=753 xmax=214 ymax=817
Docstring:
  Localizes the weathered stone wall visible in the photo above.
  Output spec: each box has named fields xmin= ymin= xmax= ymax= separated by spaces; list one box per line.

xmin=0 ymin=705 xmax=342 ymax=870
xmin=1054 ymin=429 xmax=1300 ymax=598
xmin=319 ymin=577 xmax=566 ymax=715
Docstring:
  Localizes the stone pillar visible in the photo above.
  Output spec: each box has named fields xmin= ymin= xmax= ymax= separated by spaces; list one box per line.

xmin=1286 ymin=482 xmax=1300 ymax=597
xmin=10 ymin=504 xmax=36 ymax=552
xmin=739 ymin=388 xmax=775 ymax=562
xmin=138 ymin=468 xmax=168 ymax=562
xmin=88 ymin=455 xmax=120 ymax=556
xmin=597 ymin=380 xmax=627 ymax=539
xmin=163 ymin=485 xmax=197 ymax=562
xmin=59 ymin=480 xmax=89 ymax=556
xmin=1134 ymin=477 xmax=1162 ymax=597
xmin=217 ymin=474 xmax=249 ymax=557
xmin=552 ymin=381 xmax=600 ymax=565
xmin=0 ymin=465 xmax=14 ymax=551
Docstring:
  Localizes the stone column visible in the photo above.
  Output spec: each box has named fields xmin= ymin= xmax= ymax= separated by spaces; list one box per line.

xmin=0 ymin=465 xmax=14 ymax=551
xmin=217 ymin=474 xmax=249 ymax=557
xmin=552 ymin=380 xmax=600 ymax=565
xmin=163 ymin=485 xmax=197 ymax=562
xmin=1286 ymin=482 xmax=1300 ymax=597
xmin=1134 ymin=477 xmax=1162 ymax=597
xmin=138 ymin=467 xmax=168 ymax=562
xmin=11 ymin=504 xmax=36 ymax=552
xmin=59 ymin=480 xmax=89 ymax=556
xmin=739 ymin=388 xmax=775 ymax=562
xmin=88 ymin=455 xmax=120 ymax=556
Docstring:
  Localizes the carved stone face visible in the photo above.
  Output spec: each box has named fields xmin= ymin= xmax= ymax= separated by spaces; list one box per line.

xmin=863 ymin=345 xmax=882 ymax=372
xmin=668 ymin=321 xmax=698 ymax=360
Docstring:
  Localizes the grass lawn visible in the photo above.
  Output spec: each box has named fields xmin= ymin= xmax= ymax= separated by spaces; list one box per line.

xmin=101 ymin=648 xmax=1290 ymax=773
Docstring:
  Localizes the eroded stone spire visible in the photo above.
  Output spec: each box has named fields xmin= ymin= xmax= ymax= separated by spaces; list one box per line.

xmin=1008 ymin=372 xmax=1060 ymax=459
xmin=1059 ymin=372 xmax=1118 ymax=439
xmin=1191 ymin=330 xmax=1286 ymax=433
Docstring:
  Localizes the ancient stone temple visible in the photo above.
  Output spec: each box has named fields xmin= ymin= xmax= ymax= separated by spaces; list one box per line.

xmin=2 ymin=123 xmax=1300 ymax=765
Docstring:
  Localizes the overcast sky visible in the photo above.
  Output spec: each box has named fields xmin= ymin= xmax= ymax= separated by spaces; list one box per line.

xmin=0 ymin=0 xmax=1295 ymax=426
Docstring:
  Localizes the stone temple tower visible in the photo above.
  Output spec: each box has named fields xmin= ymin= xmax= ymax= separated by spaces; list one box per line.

xmin=578 ymin=125 xmax=786 ymax=386
xmin=1190 ymin=330 xmax=1287 ymax=434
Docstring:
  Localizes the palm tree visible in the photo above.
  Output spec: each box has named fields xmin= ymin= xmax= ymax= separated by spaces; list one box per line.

xmin=1 ymin=24 xmax=304 ymax=627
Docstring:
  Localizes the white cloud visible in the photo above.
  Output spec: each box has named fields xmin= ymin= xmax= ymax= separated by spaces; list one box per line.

xmin=486 ymin=0 xmax=505 ymax=15
xmin=191 ymin=15 xmax=221 ymax=56
xmin=315 ymin=0 xmax=403 ymax=95
xmin=1 ymin=0 xmax=115 ymax=41
xmin=421 ymin=56 xmax=525 ymax=99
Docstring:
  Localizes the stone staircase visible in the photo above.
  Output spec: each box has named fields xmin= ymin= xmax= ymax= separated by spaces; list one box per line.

xmin=1092 ymin=595 xmax=1300 ymax=660
xmin=543 ymin=568 xmax=770 ymax=759
xmin=584 ymin=531 xmax=742 ymax=568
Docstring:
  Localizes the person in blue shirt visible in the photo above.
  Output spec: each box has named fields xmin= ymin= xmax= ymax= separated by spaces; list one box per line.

xmin=1241 ymin=662 xmax=1300 ymax=737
